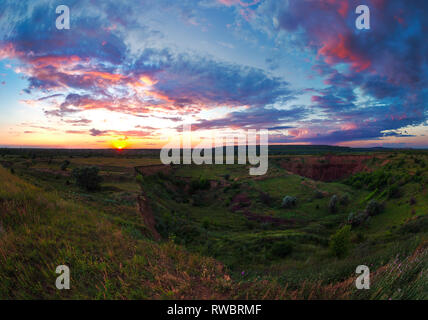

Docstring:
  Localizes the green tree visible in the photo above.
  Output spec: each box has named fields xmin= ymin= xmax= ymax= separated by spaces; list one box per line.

xmin=365 ymin=200 xmax=383 ymax=216
xmin=72 ymin=166 xmax=102 ymax=191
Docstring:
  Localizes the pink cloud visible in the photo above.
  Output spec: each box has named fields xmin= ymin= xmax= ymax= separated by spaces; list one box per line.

xmin=318 ymin=34 xmax=371 ymax=72
xmin=217 ymin=0 xmax=260 ymax=8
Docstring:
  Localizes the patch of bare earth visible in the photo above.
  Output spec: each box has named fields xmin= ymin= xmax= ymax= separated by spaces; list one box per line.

xmin=230 ymin=193 xmax=295 ymax=226
xmin=137 ymin=193 xmax=161 ymax=241
xmin=280 ymin=154 xmax=377 ymax=182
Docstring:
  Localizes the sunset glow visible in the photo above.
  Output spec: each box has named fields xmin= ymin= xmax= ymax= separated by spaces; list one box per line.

xmin=111 ymin=139 xmax=129 ymax=150
xmin=0 ymin=0 xmax=427 ymax=149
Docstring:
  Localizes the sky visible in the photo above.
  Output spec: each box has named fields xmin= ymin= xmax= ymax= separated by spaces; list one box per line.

xmin=0 ymin=0 xmax=427 ymax=149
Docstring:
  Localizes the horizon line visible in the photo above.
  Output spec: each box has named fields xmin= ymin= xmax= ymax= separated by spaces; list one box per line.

xmin=1 ymin=145 xmax=428 ymax=151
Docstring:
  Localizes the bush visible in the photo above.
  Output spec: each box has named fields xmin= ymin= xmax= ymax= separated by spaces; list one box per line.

xmin=190 ymin=177 xmax=210 ymax=192
xmin=281 ymin=195 xmax=297 ymax=208
xmin=136 ymin=174 xmax=144 ymax=184
xmin=270 ymin=241 xmax=293 ymax=258
xmin=329 ymin=225 xmax=351 ymax=258
xmin=365 ymin=200 xmax=383 ymax=216
xmin=387 ymin=184 xmax=401 ymax=199
xmin=61 ymin=160 xmax=70 ymax=171
xmin=340 ymin=194 xmax=350 ymax=205
xmin=329 ymin=195 xmax=338 ymax=213
xmin=72 ymin=166 xmax=102 ymax=191
xmin=347 ymin=211 xmax=367 ymax=227
xmin=345 ymin=170 xmax=394 ymax=191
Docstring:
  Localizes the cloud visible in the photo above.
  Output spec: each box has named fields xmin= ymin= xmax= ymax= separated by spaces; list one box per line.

xmin=63 ymin=118 xmax=92 ymax=126
xmin=1 ymin=0 xmax=427 ymax=146
xmin=192 ymin=106 xmax=307 ymax=130
xmin=89 ymin=129 xmax=108 ymax=137
xmin=265 ymin=0 xmax=428 ymax=144
xmin=89 ymin=128 xmax=154 ymax=138
xmin=0 ymin=2 xmax=294 ymax=119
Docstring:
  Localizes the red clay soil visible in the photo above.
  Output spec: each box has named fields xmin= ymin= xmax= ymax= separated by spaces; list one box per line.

xmin=280 ymin=154 xmax=375 ymax=182
xmin=137 ymin=193 xmax=161 ymax=241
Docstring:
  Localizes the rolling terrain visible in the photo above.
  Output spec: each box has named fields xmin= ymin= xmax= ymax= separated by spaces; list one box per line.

xmin=0 ymin=147 xmax=427 ymax=299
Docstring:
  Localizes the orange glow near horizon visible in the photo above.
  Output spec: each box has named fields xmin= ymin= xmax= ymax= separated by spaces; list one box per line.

xmin=111 ymin=139 xmax=129 ymax=150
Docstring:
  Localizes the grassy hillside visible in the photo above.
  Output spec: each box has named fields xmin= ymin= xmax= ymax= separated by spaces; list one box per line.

xmin=0 ymin=166 xmax=232 ymax=299
xmin=0 ymin=149 xmax=427 ymax=299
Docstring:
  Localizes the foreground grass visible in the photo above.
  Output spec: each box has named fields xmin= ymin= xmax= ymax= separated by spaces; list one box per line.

xmin=0 ymin=166 xmax=231 ymax=299
xmin=235 ymin=241 xmax=427 ymax=299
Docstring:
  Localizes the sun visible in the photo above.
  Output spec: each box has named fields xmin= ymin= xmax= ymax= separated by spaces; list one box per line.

xmin=111 ymin=139 xmax=129 ymax=150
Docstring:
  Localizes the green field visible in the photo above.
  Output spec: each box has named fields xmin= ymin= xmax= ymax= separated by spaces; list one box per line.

xmin=0 ymin=148 xmax=427 ymax=299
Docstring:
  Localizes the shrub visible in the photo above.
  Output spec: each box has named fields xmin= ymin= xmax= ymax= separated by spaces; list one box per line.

xmin=61 ymin=160 xmax=70 ymax=171
xmin=387 ymin=184 xmax=401 ymax=199
xmin=340 ymin=194 xmax=350 ymax=205
xmin=347 ymin=211 xmax=367 ymax=227
xmin=365 ymin=200 xmax=383 ymax=217
xmin=329 ymin=225 xmax=351 ymax=258
xmin=281 ymin=195 xmax=297 ymax=208
xmin=270 ymin=241 xmax=293 ymax=258
xmin=72 ymin=166 xmax=102 ymax=191
xmin=136 ymin=174 xmax=144 ymax=184
xmin=329 ymin=195 xmax=338 ymax=213
xmin=345 ymin=170 xmax=395 ymax=191
xmin=190 ymin=177 xmax=210 ymax=192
